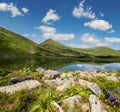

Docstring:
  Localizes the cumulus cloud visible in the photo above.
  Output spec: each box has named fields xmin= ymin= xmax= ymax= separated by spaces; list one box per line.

xmin=81 ymin=33 xmax=100 ymax=44
xmin=104 ymin=37 xmax=120 ymax=43
xmin=72 ymin=0 xmax=95 ymax=19
xmin=38 ymin=26 xmax=56 ymax=33
xmin=0 ymin=2 xmax=21 ymax=17
xmin=84 ymin=19 xmax=112 ymax=31
xmin=42 ymin=9 xmax=60 ymax=24
xmin=0 ymin=2 xmax=29 ymax=17
xmin=38 ymin=25 xmax=74 ymax=41
xmin=21 ymin=7 xmax=29 ymax=13
xmin=80 ymin=33 xmax=120 ymax=48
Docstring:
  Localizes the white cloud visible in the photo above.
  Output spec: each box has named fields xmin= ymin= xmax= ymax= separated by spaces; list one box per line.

xmin=80 ymin=33 xmax=120 ymax=48
xmin=81 ymin=33 xmax=100 ymax=44
xmin=22 ymin=7 xmax=29 ymax=13
xmin=84 ymin=19 xmax=112 ymax=31
xmin=0 ymin=2 xmax=21 ymax=17
xmin=104 ymin=37 xmax=120 ymax=43
xmin=38 ymin=26 xmax=56 ymax=33
xmin=0 ymin=2 xmax=29 ymax=17
xmin=38 ymin=25 xmax=74 ymax=41
xmin=72 ymin=0 xmax=95 ymax=19
xmin=32 ymin=34 xmax=36 ymax=37
xmin=42 ymin=9 xmax=60 ymax=24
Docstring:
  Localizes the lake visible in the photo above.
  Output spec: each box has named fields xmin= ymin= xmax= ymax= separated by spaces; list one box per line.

xmin=0 ymin=57 xmax=120 ymax=71
xmin=57 ymin=63 xmax=120 ymax=71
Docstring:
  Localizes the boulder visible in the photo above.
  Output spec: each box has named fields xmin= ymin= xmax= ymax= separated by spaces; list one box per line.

xmin=62 ymin=95 xmax=81 ymax=112
xmin=35 ymin=67 xmax=45 ymax=73
xmin=89 ymin=95 xmax=106 ymax=112
xmin=0 ymin=80 xmax=41 ymax=94
xmin=10 ymin=76 xmax=33 ymax=84
xmin=51 ymin=101 xmax=64 ymax=112
xmin=42 ymin=70 xmax=59 ymax=80
xmin=78 ymin=79 xmax=103 ymax=96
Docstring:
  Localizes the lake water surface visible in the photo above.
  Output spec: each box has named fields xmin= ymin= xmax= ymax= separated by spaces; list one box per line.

xmin=0 ymin=57 xmax=120 ymax=71
xmin=58 ymin=63 xmax=120 ymax=71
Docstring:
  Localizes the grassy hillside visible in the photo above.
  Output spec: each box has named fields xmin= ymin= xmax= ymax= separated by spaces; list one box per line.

xmin=38 ymin=39 xmax=85 ymax=57
xmin=73 ymin=47 xmax=120 ymax=56
xmin=0 ymin=27 xmax=37 ymax=57
xmin=0 ymin=27 xmax=120 ymax=58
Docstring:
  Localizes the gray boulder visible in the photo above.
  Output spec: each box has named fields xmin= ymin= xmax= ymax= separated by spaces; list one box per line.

xmin=42 ymin=70 xmax=59 ymax=80
xmin=78 ymin=79 xmax=103 ymax=96
xmin=0 ymin=80 xmax=41 ymax=94
xmin=62 ymin=95 xmax=81 ymax=112
xmin=36 ymin=67 xmax=45 ymax=73
xmin=51 ymin=101 xmax=64 ymax=112
xmin=89 ymin=95 xmax=106 ymax=112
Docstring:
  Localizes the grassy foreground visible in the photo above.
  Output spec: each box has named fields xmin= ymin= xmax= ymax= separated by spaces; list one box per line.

xmin=0 ymin=68 xmax=120 ymax=112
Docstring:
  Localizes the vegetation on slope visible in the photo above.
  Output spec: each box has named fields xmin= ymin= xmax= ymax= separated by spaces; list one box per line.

xmin=38 ymin=39 xmax=85 ymax=57
xmin=0 ymin=27 xmax=37 ymax=57
xmin=73 ymin=47 xmax=120 ymax=56
xmin=0 ymin=68 xmax=120 ymax=112
xmin=0 ymin=27 xmax=120 ymax=60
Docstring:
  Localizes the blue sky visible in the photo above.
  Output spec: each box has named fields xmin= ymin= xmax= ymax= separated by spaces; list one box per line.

xmin=0 ymin=0 xmax=120 ymax=49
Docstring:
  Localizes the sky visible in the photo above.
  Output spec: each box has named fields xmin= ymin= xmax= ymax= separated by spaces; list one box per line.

xmin=0 ymin=0 xmax=120 ymax=50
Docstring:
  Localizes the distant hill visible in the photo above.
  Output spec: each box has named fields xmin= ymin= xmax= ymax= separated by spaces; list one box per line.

xmin=0 ymin=27 xmax=37 ymax=57
xmin=73 ymin=47 xmax=120 ymax=56
xmin=38 ymin=39 xmax=85 ymax=57
xmin=0 ymin=27 xmax=120 ymax=59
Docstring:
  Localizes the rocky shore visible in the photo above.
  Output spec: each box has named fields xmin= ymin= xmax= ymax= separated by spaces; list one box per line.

xmin=0 ymin=67 xmax=120 ymax=112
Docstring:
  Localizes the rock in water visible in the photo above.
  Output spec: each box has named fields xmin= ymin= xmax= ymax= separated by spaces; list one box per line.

xmin=0 ymin=80 xmax=41 ymax=94
xmin=89 ymin=95 xmax=106 ymax=112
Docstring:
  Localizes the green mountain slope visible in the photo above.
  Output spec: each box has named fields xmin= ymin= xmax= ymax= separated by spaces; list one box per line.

xmin=39 ymin=39 xmax=84 ymax=57
xmin=0 ymin=27 xmax=37 ymax=56
xmin=0 ymin=27 xmax=120 ymax=58
xmin=73 ymin=47 xmax=120 ymax=56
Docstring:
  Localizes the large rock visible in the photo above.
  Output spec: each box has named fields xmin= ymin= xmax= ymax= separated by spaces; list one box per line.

xmin=78 ymin=79 xmax=103 ymax=96
xmin=10 ymin=76 xmax=33 ymax=84
xmin=42 ymin=70 xmax=59 ymax=80
xmin=44 ymin=77 xmax=76 ymax=92
xmin=62 ymin=95 xmax=81 ymax=112
xmin=89 ymin=95 xmax=106 ymax=112
xmin=0 ymin=80 xmax=41 ymax=94
xmin=51 ymin=101 xmax=64 ymax=112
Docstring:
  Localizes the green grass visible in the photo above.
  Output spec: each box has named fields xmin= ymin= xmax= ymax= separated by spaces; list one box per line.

xmin=0 ymin=68 xmax=120 ymax=111
xmin=0 ymin=27 xmax=37 ymax=57
xmin=73 ymin=47 xmax=120 ymax=56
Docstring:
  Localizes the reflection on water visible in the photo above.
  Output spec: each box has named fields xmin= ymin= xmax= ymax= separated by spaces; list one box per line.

xmin=58 ymin=63 xmax=120 ymax=71
xmin=0 ymin=57 xmax=120 ymax=71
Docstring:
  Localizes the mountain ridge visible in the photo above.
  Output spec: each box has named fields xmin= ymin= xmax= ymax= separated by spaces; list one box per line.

xmin=0 ymin=27 xmax=120 ymax=58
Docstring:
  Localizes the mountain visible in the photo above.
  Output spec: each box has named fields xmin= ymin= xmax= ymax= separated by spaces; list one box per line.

xmin=38 ymin=39 xmax=85 ymax=57
xmin=73 ymin=47 xmax=120 ymax=56
xmin=0 ymin=27 xmax=120 ymax=59
xmin=0 ymin=27 xmax=37 ymax=57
